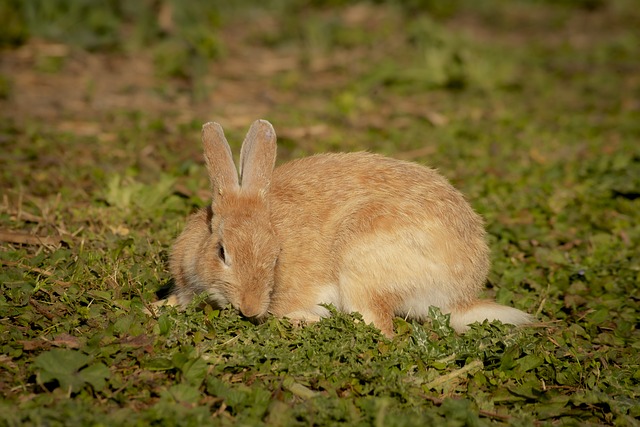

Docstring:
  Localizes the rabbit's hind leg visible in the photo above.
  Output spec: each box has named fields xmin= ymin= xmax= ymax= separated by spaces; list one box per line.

xmin=339 ymin=276 xmax=400 ymax=338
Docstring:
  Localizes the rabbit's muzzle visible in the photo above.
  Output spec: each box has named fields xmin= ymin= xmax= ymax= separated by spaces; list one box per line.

xmin=237 ymin=291 xmax=269 ymax=320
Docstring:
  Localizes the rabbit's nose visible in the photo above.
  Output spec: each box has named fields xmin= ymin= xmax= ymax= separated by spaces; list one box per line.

xmin=240 ymin=305 xmax=262 ymax=319
xmin=238 ymin=296 xmax=267 ymax=319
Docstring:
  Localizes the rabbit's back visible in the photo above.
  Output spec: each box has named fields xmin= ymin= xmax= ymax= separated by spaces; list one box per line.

xmin=270 ymin=152 xmax=485 ymax=244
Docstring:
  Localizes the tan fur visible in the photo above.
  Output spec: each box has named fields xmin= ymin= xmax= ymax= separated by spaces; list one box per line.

xmin=169 ymin=120 xmax=533 ymax=337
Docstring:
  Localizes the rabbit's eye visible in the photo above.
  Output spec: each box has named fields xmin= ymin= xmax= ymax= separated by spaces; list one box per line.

xmin=217 ymin=243 xmax=227 ymax=264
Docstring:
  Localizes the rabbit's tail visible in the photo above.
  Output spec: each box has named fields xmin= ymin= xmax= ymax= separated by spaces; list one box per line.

xmin=448 ymin=300 xmax=533 ymax=333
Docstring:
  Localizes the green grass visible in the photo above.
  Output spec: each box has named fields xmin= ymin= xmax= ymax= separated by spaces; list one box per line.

xmin=1 ymin=1 xmax=639 ymax=425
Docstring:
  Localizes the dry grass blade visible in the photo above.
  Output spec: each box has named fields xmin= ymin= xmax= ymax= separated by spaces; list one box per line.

xmin=422 ymin=360 xmax=484 ymax=389
xmin=0 ymin=230 xmax=62 ymax=247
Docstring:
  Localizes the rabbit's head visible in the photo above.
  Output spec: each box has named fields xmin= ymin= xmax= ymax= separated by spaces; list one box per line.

xmin=200 ymin=120 xmax=279 ymax=319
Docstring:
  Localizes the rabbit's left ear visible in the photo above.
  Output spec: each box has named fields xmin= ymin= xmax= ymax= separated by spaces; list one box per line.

xmin=239 ymin=119 xmax=277 ymax=193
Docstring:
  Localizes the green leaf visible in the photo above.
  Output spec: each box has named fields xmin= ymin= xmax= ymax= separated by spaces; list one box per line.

xmin=79 ymin=363 xmax=110 ymax=391
xmin=157 ymin=314 xmax=172 ymax=336
xmin=133 ymin=175 xmax=176 ymax=212
xmin=439 ymin=398 xmax=483 ymax=426
xmin=515 ymin=354 xmax=544 ymax=374
xmin=144 ymin=357 xmax=174 ymax=371
xmin=163 ymin=384 xmax=201 ymax=404
xmin=33 ymin=349 xmax=90 ymax=392
xmin=587 ymin=307 xmax=610 ymax=325
xmin=179 ymin=356 xmax=208 ymax=387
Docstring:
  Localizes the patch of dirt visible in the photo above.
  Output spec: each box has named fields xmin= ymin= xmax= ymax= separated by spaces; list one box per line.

xmin=0 ymin=7 xmax=386 ymax=136
xmin=1 ymin=3 xmax=635 ymax=140
xmin=1 ymin=38 xmax=280 ymax=132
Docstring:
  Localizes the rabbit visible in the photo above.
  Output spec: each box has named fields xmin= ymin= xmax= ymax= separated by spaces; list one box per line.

xmin=169 ymin=119 xmax=533 ymax=337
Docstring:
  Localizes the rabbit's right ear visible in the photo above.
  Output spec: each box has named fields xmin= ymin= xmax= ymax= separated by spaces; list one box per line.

xmin=202 ymin=122 xmax=239 ymax=201
xmin=239 ymin=120 xmax=277 ymax=194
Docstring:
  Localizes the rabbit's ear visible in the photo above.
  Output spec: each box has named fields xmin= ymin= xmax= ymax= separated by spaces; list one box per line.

xmin=239 ymin=120 xmax=277 ymax=193
xmin=202 ymin=122 xmax=239 ymax=200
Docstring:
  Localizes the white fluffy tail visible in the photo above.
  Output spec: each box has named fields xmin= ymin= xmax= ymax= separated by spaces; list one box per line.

xmin=448 ymin=300 xmax=533 ymax=333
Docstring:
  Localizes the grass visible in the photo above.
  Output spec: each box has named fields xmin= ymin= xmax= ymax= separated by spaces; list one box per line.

xmin=1 ymin=0 xmax=639 ymax=425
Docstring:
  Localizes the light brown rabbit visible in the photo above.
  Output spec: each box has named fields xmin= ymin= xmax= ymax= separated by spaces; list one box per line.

xmin=169 ymin=120 xmax=532 ymax=337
